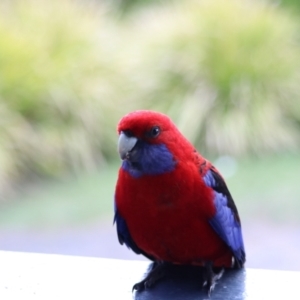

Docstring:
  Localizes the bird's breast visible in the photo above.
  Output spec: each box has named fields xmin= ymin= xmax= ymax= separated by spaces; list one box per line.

xmin=115 ymin=166 xmax=231 ymax=265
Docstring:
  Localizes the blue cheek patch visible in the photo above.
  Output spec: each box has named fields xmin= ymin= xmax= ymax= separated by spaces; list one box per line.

xmin=121 ymin=143 xmax=176 ymax=177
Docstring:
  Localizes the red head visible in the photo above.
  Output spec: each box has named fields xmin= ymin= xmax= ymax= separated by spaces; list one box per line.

xmin=117 ymin=110 xmax=194 ymax=177
xmin=118 ymin=110 xmax=175 ymax=144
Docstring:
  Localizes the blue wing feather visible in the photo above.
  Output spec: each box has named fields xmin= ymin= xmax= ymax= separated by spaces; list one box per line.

xmin=203 ymin=169 xmax=246 ymax=267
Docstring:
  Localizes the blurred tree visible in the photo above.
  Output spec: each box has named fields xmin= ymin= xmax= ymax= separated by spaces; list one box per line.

xmin=279 ymin=0 xmax=300 ymax=14
xmin=0 ymin=0 xmax=130 ymax=197
xmin=1 ymin=0 xmax=300 ymax=199
xmin=125 ymin=0 xmax=300 ymax=157
xmin=111 ymin=0 xmax=167 ymax=14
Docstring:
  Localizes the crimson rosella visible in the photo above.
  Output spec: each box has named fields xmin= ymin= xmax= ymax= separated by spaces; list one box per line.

xmin=114 ymin=110 xmax=245 ymax=294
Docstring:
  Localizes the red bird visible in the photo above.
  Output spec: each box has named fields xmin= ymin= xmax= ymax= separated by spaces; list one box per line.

xmin=114 ymin=110 xmax=245 ymax=294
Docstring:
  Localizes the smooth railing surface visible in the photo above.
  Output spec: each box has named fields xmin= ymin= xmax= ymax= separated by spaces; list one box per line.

xmin=0 ymin=251 xmax=299 ymax=299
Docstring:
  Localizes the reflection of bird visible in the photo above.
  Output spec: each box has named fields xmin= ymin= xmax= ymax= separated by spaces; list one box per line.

xmin=114 ymin=110 xmax=245 ymax=295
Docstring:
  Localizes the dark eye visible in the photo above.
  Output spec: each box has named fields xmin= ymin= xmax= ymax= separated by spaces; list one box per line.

xmin=149 ymin=126 xmax=160 ymax=138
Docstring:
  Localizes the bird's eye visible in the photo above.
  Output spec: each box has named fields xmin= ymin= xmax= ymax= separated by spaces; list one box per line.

xmin=149 ymin=126 xmax=160 ymax=138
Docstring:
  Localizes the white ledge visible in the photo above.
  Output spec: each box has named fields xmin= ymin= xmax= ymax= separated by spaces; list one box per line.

xmin=0 ymin=250 xmax=299 ymax=299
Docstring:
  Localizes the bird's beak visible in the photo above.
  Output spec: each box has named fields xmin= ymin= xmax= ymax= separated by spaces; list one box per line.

xmin=118 ymin=131 xmax=138 ymax=160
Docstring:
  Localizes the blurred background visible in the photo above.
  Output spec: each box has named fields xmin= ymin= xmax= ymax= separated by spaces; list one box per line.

xmin=0 ymin=0 xmax=299 ymax=271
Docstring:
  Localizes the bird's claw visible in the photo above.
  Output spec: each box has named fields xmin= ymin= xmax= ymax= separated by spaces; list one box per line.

xmin=203 ymin=263 xmax=224 ymax=297
xmin=132 ymin=278 xmax=155 ymax=292
xmin=132 ymin=262 xmax=167 ymax=293
xmin=132 ymin=281 xmax=145 ymax=292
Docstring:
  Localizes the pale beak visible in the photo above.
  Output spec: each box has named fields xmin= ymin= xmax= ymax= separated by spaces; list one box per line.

xmin=118 ymin=131 xmax=138 ymax=160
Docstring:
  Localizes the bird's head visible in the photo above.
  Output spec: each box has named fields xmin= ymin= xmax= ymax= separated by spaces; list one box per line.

xmin=117 ymin=110 xmax=189 ymax=177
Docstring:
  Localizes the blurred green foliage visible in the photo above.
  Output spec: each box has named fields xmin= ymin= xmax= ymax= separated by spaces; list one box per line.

xmin=1 ymin=0 xmax=300 ymax=197
xmin=0 ymin=0 xmax=130 ymax=196
xmin=114 ymin=0 xmax=164 ymax=13
xmin=279 ymin=0 xmax=300 ymax=14
xmin=127 ymin=0 xmax=300 ymax=156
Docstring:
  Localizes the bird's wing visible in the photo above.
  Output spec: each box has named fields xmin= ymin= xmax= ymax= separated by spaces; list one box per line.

xmin=203 ymin=168 xmax=246 ymax=267
xmin=114 ymin=202 xmax=155 ymax=261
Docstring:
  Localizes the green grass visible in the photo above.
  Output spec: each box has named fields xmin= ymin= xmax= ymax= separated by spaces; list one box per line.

xmin=0 ymin=162 xmax=119 ymax=230
xmin=0 ymin=154 xmax=299 ymax=230
xmin=223 ymin=154 xmax=300 ymax=223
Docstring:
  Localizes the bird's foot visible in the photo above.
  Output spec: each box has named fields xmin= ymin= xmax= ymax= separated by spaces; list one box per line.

xmin=132 ymin=261 xmax=168 ymax=292
xmin=202 ymin=262 xmax=224 ymax=297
